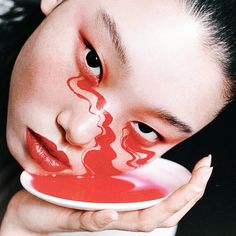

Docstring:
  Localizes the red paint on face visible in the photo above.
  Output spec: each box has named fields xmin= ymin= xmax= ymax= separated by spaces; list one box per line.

xmin=67 ymin=76 xmax=157 ymax=176
xmin=121 ymin=124 xmax=156 ymax=168
xmin=67 ymin=77 xmax=121 ymax=176
xmin=30 ymin=173 xmax=167 ymax=203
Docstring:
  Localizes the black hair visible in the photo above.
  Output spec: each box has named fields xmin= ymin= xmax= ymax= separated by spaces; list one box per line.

xmin=181 ymin=0 xmax=236 ymax=104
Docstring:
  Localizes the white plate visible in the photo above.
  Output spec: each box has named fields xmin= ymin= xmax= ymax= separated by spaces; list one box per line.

xmin=20 ymin=158 xmax=191 ymax=212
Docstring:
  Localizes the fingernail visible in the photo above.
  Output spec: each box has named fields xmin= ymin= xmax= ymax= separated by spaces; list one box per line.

xmin=201 ymin=167 xmax=213 ymax=183
xmin=205 ymin=154 xmax=212 ymax=167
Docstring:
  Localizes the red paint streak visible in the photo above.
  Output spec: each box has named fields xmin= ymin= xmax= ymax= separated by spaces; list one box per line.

xmin=26 ymin=128 xmax=71 ymax=172
xmin=30 ymin=173 xmax=167 ymax=203
xmin=67 ymin=77 xmax=121 ymax=176
xmin=67 ymin=76 xmax=157 ymax=176
xmin=121 ymin=124 xmax=156 ymax=168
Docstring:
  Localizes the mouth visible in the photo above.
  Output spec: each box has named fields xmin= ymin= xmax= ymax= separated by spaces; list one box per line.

xmin=26 ymin=128 xmax=71 ymax=172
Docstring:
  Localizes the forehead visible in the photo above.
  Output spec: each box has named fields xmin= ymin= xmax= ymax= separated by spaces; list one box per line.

xmin=96 ymin=1 xmax=224 ymax=123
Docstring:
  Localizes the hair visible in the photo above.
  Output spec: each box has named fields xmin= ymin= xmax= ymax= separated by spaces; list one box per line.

xmin=180 ymin=0 xmax=236 ymax=106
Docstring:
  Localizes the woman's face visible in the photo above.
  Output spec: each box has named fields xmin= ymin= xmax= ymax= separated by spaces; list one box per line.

xmin=7 ymin=0 xmax=225 ymax=176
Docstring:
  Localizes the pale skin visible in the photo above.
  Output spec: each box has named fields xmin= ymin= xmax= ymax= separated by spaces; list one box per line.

xmin=0 ymin=0 xmax=227 ymax=235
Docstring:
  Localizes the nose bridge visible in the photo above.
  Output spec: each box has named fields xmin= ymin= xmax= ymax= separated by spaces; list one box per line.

xmin=102 ymin=89 xmax=128 ymax=123
xmin=57 ymin=83 xmax=128 ymax=147
xmin=57 ymin=108 xmax=101 ymax=147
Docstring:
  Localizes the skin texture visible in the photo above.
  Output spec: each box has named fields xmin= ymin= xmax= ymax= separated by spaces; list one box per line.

xmin=1 ymin=0 xmax=227 ymax=234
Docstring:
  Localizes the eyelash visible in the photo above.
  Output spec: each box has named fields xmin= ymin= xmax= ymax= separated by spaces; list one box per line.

xmin=78 ymin=38 xmax=163 ymax=146
xmin=83 ymin=40 xmax=104 ymax=82
xmin=130 ymin=122 xmax=163 ymax=147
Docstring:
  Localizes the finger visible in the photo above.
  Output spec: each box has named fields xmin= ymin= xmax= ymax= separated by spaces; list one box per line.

xmin=192 ymin=154 xmax=212 ymax=173
xmin=106 ymin=155 xmax=213 ymax=232
xmin=79 ymin=210 xmax=119 ymax=231
xmin=159 ymin=156 xmax=213 ymax=227
xmin=160 ymin=191 xmax=203 ymax=228
xmin=151 ymin=164 xmax=213 ymax=225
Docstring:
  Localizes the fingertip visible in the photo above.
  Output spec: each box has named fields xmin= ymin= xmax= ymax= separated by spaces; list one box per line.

xmin=191 ymin=166 xmax=213 ymax=188
xmin=184 ymin=166 xmax=212 ymax=202
xmin=193 ymin=154 xmax=212 ymax=172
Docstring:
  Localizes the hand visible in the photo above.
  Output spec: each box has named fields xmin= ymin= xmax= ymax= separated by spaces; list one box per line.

xmin=106 ymin=155 xmax=213 ymax=231
xmin=0 ymin=155 xmax=212 ymax=235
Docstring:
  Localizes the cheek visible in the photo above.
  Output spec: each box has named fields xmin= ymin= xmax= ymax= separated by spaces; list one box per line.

xmin=9 ymin=7 xmax=80 ymax=101
xmin=9 ymin=33 xmax=79 ymax=114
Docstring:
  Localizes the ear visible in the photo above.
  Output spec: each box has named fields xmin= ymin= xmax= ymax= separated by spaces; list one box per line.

xmin=40 ymin=0 xmax=64 ymax=15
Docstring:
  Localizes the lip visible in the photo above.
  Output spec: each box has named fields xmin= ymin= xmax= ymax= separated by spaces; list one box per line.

xmin=26 ymin=128 xmax=71 ymax=172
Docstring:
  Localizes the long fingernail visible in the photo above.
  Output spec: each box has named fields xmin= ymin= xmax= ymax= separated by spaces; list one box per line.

xmin=201 ymin=166 xmax=213 ymax=183
xmin=204 ymin=154 xmax=212 ymax=167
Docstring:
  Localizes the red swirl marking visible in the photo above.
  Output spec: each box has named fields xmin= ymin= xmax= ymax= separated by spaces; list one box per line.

xmin=121 ymin=124 xmax=156 ymax=168
xmin=67 ymin=76 xmax=157 ymax=176
xmin=67 ymin=77 xmax=121 ymax=176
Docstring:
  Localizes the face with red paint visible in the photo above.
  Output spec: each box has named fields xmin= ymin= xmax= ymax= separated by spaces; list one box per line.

xmin=7 ymin=0 xmax=226 ymax=176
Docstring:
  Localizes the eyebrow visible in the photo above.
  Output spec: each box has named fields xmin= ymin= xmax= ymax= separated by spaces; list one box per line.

xmin=149 ymin=108 xmax=193 ymax=134
xmin=96 ymin=10 xmax=192 ymax=135
xmin=97 ymin=9 xmax=128 ymax=65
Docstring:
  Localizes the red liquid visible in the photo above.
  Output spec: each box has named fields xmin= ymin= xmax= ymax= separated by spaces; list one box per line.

xmin=67 ymin=77 xmax=121 ymax=176
xmin=30 ymin=173 xmax=167 ymax=203
xmin=67 ymin=76 xmax=157 ymax=176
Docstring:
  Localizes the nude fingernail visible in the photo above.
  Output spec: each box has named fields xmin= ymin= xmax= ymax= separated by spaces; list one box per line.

xmin=203 ymin=154 xmax=212 ymax=167
xmin=201 ymin=167 xmax=213 ymax=183
xmin=207 ymin=154 xmax=212 ymax=166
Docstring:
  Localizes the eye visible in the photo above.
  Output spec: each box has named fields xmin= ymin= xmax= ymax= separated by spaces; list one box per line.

xmin=133 ymin=122 xmax=160 ymax=143
xmin=85 ymin=46 xmax=103 ymax=79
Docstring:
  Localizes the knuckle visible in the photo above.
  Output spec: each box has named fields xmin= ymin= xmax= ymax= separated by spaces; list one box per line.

xmin=59 ymin=210 xmax=81 ymax=231
xmin=161 ymin=219 xmax=178 ymax=228
xmin=80 ymin=212 xmax=101 ymax=232
xmin=164 ymin=204 xmax=180 ymax=215
xmin=137 ymin=221 xmax=156 ymax=232
xmin=94 ymin=219 xmax=107 ymax=229
xmin=194 ymin=191 xmax=205 ymax=201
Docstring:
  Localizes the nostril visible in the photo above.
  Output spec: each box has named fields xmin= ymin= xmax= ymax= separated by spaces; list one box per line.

xmin=56 ymin=110 xmax=101 ymax=148
xmin=65 ymin=131 xmax=79 ymax=146
xmin=65 ymin=127 xmax=98 ymax=149
xmin=56 ymin=110 xmax=70 ymax=130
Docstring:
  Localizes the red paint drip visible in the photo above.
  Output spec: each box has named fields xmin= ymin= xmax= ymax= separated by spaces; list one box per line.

xmin=67 ymin=77 xmax=121 ymax=176
xmin=30 ymin=174 xmax=167 ymax=203
xmin=121 ymin=125 xmax=156 ymax=168
xmin=67 ymin=76 xmax=157 ymax=176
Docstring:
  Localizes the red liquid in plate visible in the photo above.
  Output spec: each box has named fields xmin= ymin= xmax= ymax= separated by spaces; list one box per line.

xmin=30 ymin=174 xmax=167 ymax=203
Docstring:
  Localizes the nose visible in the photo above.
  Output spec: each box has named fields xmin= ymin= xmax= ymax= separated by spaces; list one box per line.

xmin=56 ymin=110 xmax=101 ymax=147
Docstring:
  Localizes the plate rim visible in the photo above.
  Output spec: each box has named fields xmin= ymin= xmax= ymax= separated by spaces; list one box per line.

xmin=20 ymin=158 xmax=191 ymax=211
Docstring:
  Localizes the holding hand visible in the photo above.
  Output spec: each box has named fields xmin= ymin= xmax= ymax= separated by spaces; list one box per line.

xmin=0 ymin=156 xmax=212 ymax=236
